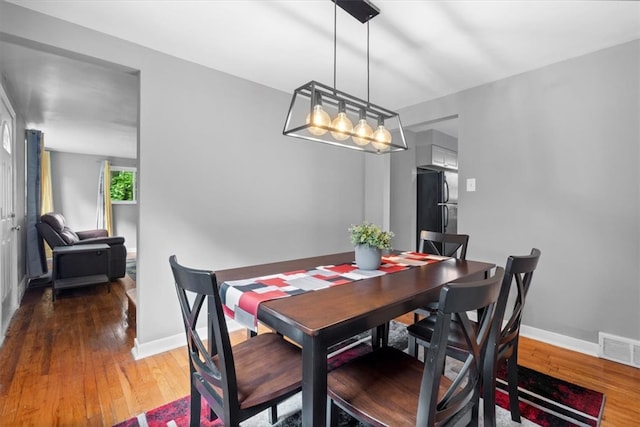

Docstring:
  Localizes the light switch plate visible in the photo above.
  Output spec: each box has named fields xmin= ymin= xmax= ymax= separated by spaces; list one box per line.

xmin=467 ymin=178 xmax=476 ymax=192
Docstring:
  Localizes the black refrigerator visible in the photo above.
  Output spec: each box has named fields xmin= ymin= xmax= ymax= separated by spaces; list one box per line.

xmin=416 ymin=168 xmax=459 ymax=252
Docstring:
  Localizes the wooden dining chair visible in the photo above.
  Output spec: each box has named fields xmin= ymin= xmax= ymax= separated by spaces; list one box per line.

xmin=413 ymin=230 xmax=470 ymax=323
xmin=169 ymin=255 xmax=303 ymax=427
xmin=327 ymin=267 xmax=504 ymax=426
xmin=418 ymin=230 xmax=469 ymax=259
xmin=407 ymin=248 xmax=541 ymax=426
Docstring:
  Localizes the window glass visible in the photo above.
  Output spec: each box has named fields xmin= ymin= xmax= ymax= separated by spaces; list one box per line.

xmin=110 ymin=166 xmax=136 ymax=204
xmin=2 ymin=121 xmax=11 ymax=154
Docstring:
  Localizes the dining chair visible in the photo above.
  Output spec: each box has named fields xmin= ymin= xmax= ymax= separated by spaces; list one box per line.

xmin=169 ymin=255 xmax=303 ymax=427
xmin=413 ymin=230 xmax=470 ymax=323
xmin=418 ymin=230 xmax=469 ymax=259
xmin=327 ymin=267 xmax=504 ymax=426
xmin=407 ymin=248 xmax=541 ymax=426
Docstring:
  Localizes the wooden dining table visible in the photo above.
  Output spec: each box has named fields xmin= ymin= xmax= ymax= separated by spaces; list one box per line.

xmin=215 ymin=251 xmax=495 ymax=427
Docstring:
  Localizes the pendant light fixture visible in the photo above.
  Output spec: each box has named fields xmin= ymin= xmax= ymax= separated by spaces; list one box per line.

xmin=283 ymin=0 xmax=407 ymax=154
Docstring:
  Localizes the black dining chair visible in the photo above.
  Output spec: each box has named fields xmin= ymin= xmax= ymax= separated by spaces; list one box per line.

xmin=418 ymin=230 xmax=469 ymax=259
xmin=407 ymin=248 xmax=541 ymax=426
xmin=327 ymin=267 xmax=504 ymax=426
xmin=412 ymin=230 xmax=470 ymax=323
xmin=169 ymin=255 xmax=303 ymax=427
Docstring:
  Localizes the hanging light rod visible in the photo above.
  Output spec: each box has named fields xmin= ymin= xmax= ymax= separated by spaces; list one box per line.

xmin=283 ymin=0 xmax=407 ymax=154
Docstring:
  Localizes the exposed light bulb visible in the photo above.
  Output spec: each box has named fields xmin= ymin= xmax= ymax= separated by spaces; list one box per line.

xmin=330 ymin=101 xmax=353 ymax=141
xmin=306 ymin=104 xmax=331 ymax=136
xmin=352 ymin=109 xmax=372 ymax=146
xmin=372 ymin=117 xmax=391 ymax=151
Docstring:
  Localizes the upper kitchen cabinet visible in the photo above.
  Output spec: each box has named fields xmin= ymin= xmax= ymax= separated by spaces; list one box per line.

xmin=431 ymin=145 xmax=458 ymax=170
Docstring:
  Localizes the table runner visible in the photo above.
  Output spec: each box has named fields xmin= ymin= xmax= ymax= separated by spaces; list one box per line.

xmin=220 ymin=251 xmax=449 ymax=331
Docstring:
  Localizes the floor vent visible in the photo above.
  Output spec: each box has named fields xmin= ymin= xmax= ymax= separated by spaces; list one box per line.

xmin=598 ymin=332 xmax=640 ymax=368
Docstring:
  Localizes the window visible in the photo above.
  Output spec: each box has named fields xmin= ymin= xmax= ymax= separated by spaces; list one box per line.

xmin=2 ymin=121 xmax=11 ymax=154
xmin=110 ymin=166 xmax=136 ymax=204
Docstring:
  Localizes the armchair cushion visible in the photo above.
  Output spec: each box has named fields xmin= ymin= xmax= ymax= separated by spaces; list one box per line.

xmin=76 ymin=236 xmax=125 ymax=246
xmin=77 ymin=229 xmax=108 ymax=239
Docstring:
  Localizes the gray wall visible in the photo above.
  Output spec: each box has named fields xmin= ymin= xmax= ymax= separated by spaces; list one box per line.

xmin=48 ymin=151 xmax=138 ymax=250
xmin=394 ymin=40 xmax=640 ymax=343
xmin=1 ymin=3 xmax=366 ymax=347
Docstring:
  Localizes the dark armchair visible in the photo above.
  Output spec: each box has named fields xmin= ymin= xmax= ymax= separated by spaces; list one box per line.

xmin=36 ymin=212 xmax=127 ymax=280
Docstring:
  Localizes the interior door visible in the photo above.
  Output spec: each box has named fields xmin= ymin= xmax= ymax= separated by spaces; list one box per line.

xmin=1 ymin=85 xmax=18 ymax=341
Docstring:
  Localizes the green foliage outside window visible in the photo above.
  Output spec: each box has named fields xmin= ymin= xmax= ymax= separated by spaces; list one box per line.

xmin=110 ymin=171 xmax=134 ymax=201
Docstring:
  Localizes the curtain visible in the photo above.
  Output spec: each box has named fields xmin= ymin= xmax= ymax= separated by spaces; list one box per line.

xmin=40 ymin=150 xmax=53 ymax=213
xmin=97 ymin=160 xmax=113 ymax=236
xmin=25 ymin=130 xmax=46 ymax=278
xmin=40 ymin=149 xmax=54 ymax=258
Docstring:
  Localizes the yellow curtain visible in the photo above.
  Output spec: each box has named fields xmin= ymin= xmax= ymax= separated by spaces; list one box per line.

xmin=40 ymin=144 xmax=54 ymax=258
xmin=40 ymin=150 xmax=53 ymax=214
xmin=103 ymin=160 xmax=113 ymax=236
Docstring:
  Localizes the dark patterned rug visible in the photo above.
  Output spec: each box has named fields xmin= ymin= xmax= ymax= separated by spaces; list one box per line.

xmin=114 ymin=322 xmax=605 ymax=427
xmin=495 ymin=363 xmax=605 ymax=427
xmin=126 ymin=258 xmax=136 ymax=281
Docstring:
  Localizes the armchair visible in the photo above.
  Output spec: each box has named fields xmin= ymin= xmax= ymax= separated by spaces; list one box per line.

xmin=36 ymin=212 xmax=127 ymax=280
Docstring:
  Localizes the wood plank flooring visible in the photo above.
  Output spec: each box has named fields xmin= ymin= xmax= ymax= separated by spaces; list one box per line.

xmin=0 ymin=279 xmax=638 ymax=426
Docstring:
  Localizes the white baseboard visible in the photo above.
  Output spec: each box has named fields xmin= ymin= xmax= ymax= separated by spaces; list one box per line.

xmin=520 ymin=324 xmax=599 ymax=357
xmin=131 ymin=321 xmax=244 ymax=360
xmin=131 ymin=333 xmax=187 ymax=360
xmin=466 ymin=310 xmax=599 ymax=357
xmin=132 ymin=315 xmax=598 ymax=360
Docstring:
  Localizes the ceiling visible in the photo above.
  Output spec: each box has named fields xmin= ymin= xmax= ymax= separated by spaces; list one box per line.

xmin=2 ymin=0 xmax=639 ymax=158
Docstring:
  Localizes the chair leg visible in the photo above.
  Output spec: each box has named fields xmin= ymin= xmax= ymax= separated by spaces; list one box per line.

xmin=326 ymin=397 xmax=339 ymax=427
xmin=471 ymin=396 xmax=480 ymax=426
xmin=408 ymin=335 xmax=418 ymax=358
xmin=190 ymin=386 xmax=201 ymax=427
xmin=269 ymin=404 xmax=278 ymax=424
xmin=482 ymin=361 xmax=497 ymax=427
xmin=507 ymin=355 xmax=521 ymax=422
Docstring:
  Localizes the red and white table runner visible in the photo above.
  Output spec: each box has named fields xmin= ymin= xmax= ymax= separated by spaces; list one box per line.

xmin=220 ymin=251 xmax=448 ymax=331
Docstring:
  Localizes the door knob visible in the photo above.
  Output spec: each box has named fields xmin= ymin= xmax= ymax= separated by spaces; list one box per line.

xmin=11 ymin=225 xmax=21 ymax=231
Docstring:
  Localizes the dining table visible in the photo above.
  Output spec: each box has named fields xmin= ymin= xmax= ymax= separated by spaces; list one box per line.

xmin=215 ymin=250 xmax=495 ymax=427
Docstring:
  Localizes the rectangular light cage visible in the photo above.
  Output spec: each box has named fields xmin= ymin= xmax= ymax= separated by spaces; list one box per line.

xmin=283 ymin=81 xmax=408 ymax=154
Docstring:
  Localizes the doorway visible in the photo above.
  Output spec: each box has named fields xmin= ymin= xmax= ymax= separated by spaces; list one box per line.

xmin=407 ymin=115 xmax=460 ymax=252
xmin=0 ymin=38 xmax=139 ymax=338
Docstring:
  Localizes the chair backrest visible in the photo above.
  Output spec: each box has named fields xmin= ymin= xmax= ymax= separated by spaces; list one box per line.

xmin=418 ymin=230 xmax=469 ymax=259
xmin=169 ymin=255 xmax=240 ymax=422
xmin=417 ymin=266 xmax=504 ymax=426
xmin=497 ymin=248 xmax=542 ymax=355
xmin=37 ymin=212 xmax=78 ymax=247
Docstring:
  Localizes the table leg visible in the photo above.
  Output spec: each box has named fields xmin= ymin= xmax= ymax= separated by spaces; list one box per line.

xmin=302 ymin=334 xmax=327 ymax=427
xmin=371 ymin=322 xmax=389 ymax=349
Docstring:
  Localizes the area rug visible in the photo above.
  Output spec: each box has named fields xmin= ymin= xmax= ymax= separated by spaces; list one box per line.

xmin=115 ymin=322 xmax=605 ymax=427
xmin=126 ymin=258 xmax=136 ymax=281
xmin=495 ymin=363 xmax=605 ymax=427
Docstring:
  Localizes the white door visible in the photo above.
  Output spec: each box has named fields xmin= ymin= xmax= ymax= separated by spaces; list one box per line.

xmin=0 ymin=84 xmax=18 ymax=342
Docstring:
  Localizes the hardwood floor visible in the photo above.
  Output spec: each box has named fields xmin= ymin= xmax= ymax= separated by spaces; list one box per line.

xmin=0 ymin=280 xmax=638 ymax=426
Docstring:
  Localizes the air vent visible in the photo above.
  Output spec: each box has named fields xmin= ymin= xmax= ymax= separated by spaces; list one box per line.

xmin=598 ymin=332 xmax=640 ymax=368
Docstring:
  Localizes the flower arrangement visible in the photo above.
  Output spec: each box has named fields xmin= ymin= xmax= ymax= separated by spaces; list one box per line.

xmin=348 ymin=221 xmax=394 ymax=250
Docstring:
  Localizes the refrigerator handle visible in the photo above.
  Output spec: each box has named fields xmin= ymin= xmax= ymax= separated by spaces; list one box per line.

xmin=443 ymin=204 xmax=449 ymax=229
xmin=443 ymin=179 xmax=449 ymax=203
